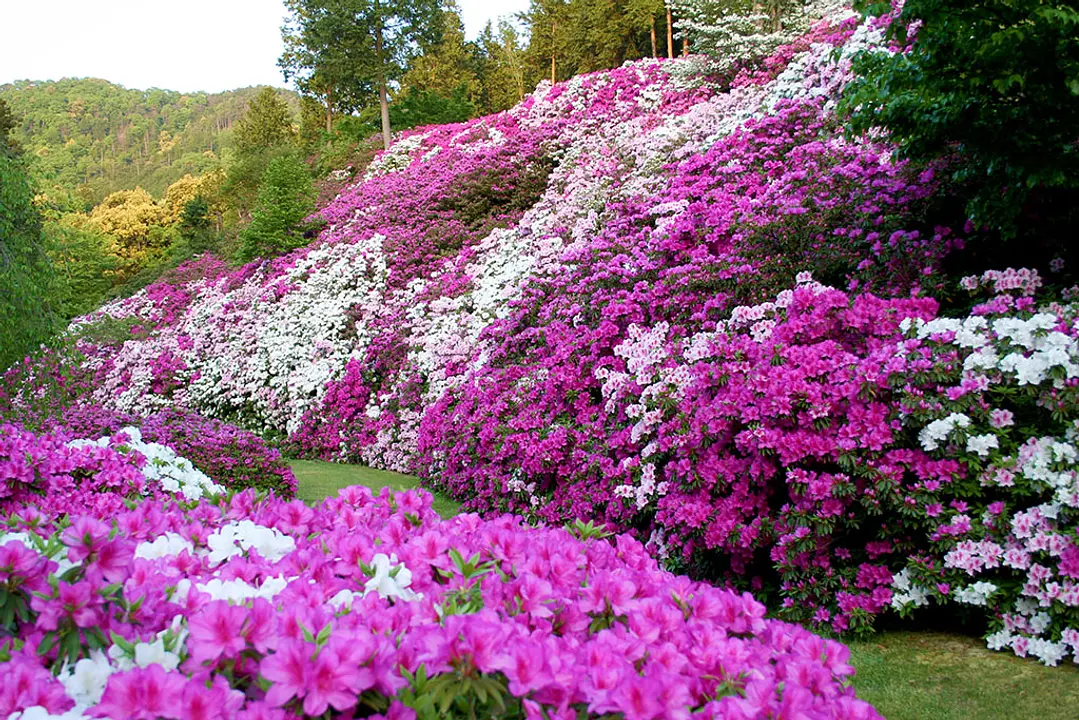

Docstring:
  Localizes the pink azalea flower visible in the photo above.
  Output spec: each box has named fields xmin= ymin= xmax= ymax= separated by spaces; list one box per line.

xmin=90 ymin=665 xmax=187 ymax=720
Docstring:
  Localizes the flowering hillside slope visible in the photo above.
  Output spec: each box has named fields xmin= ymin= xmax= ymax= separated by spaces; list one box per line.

xmin=5 ymin=4 xmax=1079 ymax=667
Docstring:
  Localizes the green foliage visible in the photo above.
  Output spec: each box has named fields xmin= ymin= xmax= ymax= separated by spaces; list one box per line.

xmin=178 ymin=197 xmax=215 ymax=252
xmin=399 ymin=664 xmax=510 ymax=720
xmin=0 ymin=97 xmax=19 ymax=155
xmin=280 ymin=0 xmax=444 ymax=148
xmin=842 ymin=0 xmax=1079 ymax=238
xmin=43 ymin=217 xmax=118 ymax=319
xmin=222 ymin=145 xmax=292 ymax=221
xmin=401 ymin=5 xmax=480 ymax=102
xmin=475 ymin=20 xmax=529 ymax=113
xmin=236 ymin=155 xmax=318 ymax=262
xmin=565 ymin=518 xmax=613 ymax=540
xmin=0 ymin=152 xmax=56 ymax=371
xmin=222 ymin=90 xmax=302 ymax=219
xmin=68 ymin=315 xmax=145 ymax=346
xmin=391 ymin=87 xmax=476 ymax=130
xmin=234 ymin=87 xmax=296 ymax=154
xmin=524 ymin=0 xmax=664 ymax=82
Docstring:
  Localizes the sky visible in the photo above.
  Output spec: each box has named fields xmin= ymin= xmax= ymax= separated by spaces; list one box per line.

xmin=0 ymin=0 xmax=530 ymax=94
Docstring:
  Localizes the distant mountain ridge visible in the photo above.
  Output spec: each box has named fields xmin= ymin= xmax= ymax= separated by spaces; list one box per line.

xmin=0 ymin=78 xmax=298 ymax=206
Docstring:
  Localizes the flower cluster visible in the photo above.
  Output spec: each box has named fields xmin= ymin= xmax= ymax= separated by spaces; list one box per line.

xmin=886 ymin=291 xmax=1079 ymax=666
xmin=0 ymin=424 xmax=223 ymax=517
xmin=0 ymin=483 xmax=880 ymax=719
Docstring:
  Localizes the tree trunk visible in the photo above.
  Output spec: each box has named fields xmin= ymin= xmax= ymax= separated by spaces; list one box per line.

xmin=550 ymin=20 xmax=557 ymax=83
xmin=325 ymin=84 xmax=334 ymax=134
xmin=374 ymin=11 xmax=391 ymax=150
xmin=666 ymin=7 xmax=674 ymax=59
xmin=683 ymin=33 xmax=690 ymax=56
xmin=650 ymin=16 xmax=658 ymax=57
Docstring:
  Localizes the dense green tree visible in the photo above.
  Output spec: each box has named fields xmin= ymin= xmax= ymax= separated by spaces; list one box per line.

xmin=43 ymin=217 xmax=118 ymax=320
xmin=223 ymin=89 xmax=300 ymax=221
xmin=626 ymin=0 xmax=665 ymax=57
xmin=0 ymin=98 xmax=19 ymax=155
xmin=524 ymin=0 xmax=573 ymax=82
xmin=476 ymin=20 xmax=529 ymax=113
xmin=402 ymin=4 xmax=480 ymax=102
xmin=280 ymin=0 xmax=374 ymax=133
xmin=280 ymin=0 xmax=444 ymax=149
xmin=297 ymin=95 xmax=329 ymax=153
xmin=843 ymin=0 xmax=1079 ymax=240
xmin=178 ymin=197 xmax=217 ymax=254
xmin=0 ymin=152 xmax=55 ymax=370
xmin=391 ymin=87 xmax=475 ymax=128
xmin=234 ymin=87 xmax=296 ymax=154
xmin=235 ymin=155 xmax=317 ymax=262
xmin=524 ymin=0 xmax=659 ymax=83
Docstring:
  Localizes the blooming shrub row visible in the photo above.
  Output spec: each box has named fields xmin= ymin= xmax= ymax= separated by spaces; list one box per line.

xmin=0 ymin=424 xmax=223 ymax=518
xmin=54 ymin=407 xmax=297 ymax=498
xmin=0 ymin=472 xmax=880 ymax=719
xmin=422 ymin=273 xmax=1079 ymax=664
xmin=0 ymin=377 xmax=296 ymax=500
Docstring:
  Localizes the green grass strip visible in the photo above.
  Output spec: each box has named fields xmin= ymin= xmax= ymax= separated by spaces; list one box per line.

xmin=290 ymin=459 xmax=461 ymax=518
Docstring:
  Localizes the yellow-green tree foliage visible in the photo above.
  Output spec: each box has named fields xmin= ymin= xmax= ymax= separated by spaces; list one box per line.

xmin=88 ymin=187 xmax=170 ymax=266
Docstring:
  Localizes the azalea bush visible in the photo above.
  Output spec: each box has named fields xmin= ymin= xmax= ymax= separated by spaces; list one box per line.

xmin=54 ymin=407 xmax=297 ymax=498
xmin=0 ymin=424 xmax=223 ymax=518
xmin=0 ymin=447 xmax=880 ymax=719
xmin=884 ymin=270 xmax=1079 ymax=666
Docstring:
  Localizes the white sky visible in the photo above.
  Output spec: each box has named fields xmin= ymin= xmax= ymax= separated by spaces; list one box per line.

xmin=0 ymin=0 xmax=530 ymax=94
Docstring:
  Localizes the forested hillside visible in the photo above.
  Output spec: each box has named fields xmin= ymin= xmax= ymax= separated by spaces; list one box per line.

xmin=0 ymin=79 xmax=298 ymax=205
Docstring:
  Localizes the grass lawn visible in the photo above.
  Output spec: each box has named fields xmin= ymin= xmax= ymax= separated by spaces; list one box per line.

xmin=848 ymin=630 xmax=1079 ymax=719
xmin=290 ymin=459 xmax=461 ymax=517
xmin=289 ymin=459 xmax=1079 ymax=717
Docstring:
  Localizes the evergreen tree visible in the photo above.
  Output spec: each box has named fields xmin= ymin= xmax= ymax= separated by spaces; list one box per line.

xmin=178 ymin=197 xmax=216 ymax=254
xmin=224 ymin=89 xmax=298 ymax=221
xmin=524 ymin=0 xmax=657 ymax=84
xmin=525 ymin=0 xmax=573 ymax=83
xmin=401 ymin=4 xmax=480 ymax=103
xmin=235 ymin=155 xmax=317 ymax=262
xmin=476 ymin=20 xmax=528 ymax=113
xmin=234 ymin=87 xmax=296 ymax=154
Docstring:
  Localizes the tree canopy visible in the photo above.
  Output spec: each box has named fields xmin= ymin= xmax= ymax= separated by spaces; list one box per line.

xmin=0 ymin=79 xmax=298 ymax=205
xmin=842 ymin=0 xmax=1079 ymax=238
xmin=0 ymin=103 xmax=55 ymax=370
xmin=280 ymin=0 xmax=443 ymax=149
xmin=235 ymin=154 xmax=317 ymax=263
